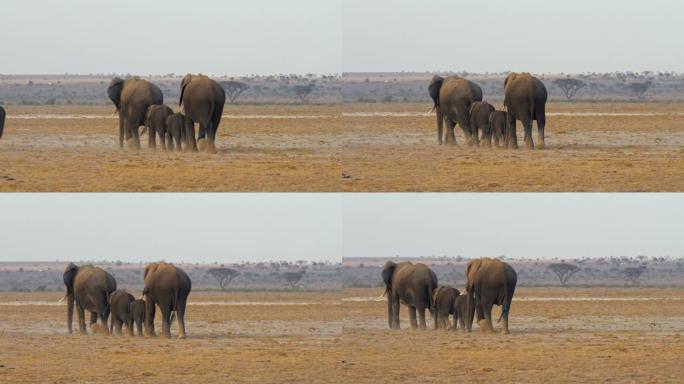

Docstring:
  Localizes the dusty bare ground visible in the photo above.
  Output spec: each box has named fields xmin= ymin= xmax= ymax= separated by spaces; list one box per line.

xmin=1 ymin=102 xmax=682 ymax=191
xmin=340 ymin=287 xmax=684 ymax=383
xmin=1 ymin=289 xmax=681 ymax=383
xmin=0 ymin=291 xmax=342 ymax=384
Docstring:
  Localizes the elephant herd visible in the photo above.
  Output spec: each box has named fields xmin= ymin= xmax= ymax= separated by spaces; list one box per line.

xmin=107 ymin=74 xmax=225 ymax=153
xmin=62 ymin=262 xmax=191 ymax=339
xmin=429 ymin=72 xmax=548 ymax=149
xmin=382 ymin=257 xmax=517 ymax=334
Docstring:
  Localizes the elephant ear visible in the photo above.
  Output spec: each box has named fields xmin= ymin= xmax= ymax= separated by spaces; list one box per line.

xmin=63 ymin=263 xmax=79 ymax=295
xmin=428 ymin=75 xmax=444 ymax=109
xmin=381 ymin=261 xmax=397 ymax=293
xmin=465 ymin=259 xmax=483 ymax=293
xmin=107 ymin=78 xmax=124 ymax=111
xmin=179 ymin=74 xmax=193 ymax=107
xmin=504 ymin=73 xmax=518 ymax=91
xmin=144 ymin=263 xmax=159 ymax=283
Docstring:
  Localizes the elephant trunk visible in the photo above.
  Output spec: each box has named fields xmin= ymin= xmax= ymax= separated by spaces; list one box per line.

xmin=66 ymin=294 xmax=74 ymax=334
xmin=466 ymin=291 xmax=475 ymax=332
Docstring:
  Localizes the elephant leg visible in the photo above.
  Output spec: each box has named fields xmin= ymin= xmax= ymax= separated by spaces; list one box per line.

xmin=148 ymin=126 xmax=156 ymax=150
xmin=408 ymin=306 xmax=418 ymax=330
xmin=434 ymin=312 xmax=439 ymax=330
xmin=480 ymin=301 xmax=494 ymax=333
xmin=99 ymin=311 xmax=110 ymax=335
xmin=126 ymin=318 xmax=134 ymax=337
xmin=177 ymin=299 xmax=187 ymax=339
xmin=537 ymin=117 xmax=546 ymax=150
xmin=158 ymin=130 xmax=167 ymax=151
xmin=471 ymin=124 xmax=480 ymax=147
xmin=522 ymin=119 xmax=535 ymax=149
xmin=145 ymin=300 xmax=156 ymax=337
xmin=166 ymin=134 xmax=174 ymax=151
xmin=436 ymin=111 xmax=444 ymax=145
xmin=391 ymin=294 xmax=400 ymax=329
xmin=125 ymin=120 xmax=141 ymax=150
xmin=136 ymin=319 xmax=144 ymax=337
xmin=204 ymin=121 xmax=217 ymax=154
xmin=445 ymin=120 xmax=456 ymax=145
xmin=506 ymin=115 xmax=518 ymax=149
xmin=184 ymin=120 xmax=198 ymax=152
xmin=418 ymin=308 xmax=427 ymax=330
xmin=118 ymin=116 xmax=125 ymax=148
xmin=76 ymin=304 xmax=87 ymax=335
xmin=501 ymin=311 xmax=510 ymax=335
xmin=89 ymin=312 xmax=97 ymax=327
xmin=160 ymin=307 xmax=172 ymax=338
xmin=174 ymin=135 xmax=182 ymax=152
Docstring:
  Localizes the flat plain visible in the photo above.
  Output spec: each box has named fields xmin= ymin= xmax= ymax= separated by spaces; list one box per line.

xmin=0 ymin=102 xmax=683 ymax=191
xmin=1 ymin=288 xmax=682 ymax=383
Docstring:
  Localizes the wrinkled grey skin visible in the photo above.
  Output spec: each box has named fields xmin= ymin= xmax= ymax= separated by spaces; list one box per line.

xmin=489 ymin=110 xmax=508 ymax=147
xmin=469 ymin=101 xmax=496 ymax=147
xmin=382 ymin=261 xmax=438 ymax=330
xmin=165 ymin=113 xmax=187 ymax=152
xmin=0 ymin=106 xmax=5 ymax=140
xmin=453 ymin=294 xmax=469 ymax=331
xmin=63 ymin=263 xmax=117 ymax=335
xmin=465 ymin=258 xmax=517 ymax=334
xmin=504 ymin=73 xmax=548 ymax=149
xmin=143 ymin=262 xmax=192 ymax=339
xmin=144 ymin=105 xmax=174 ymax=151
xmin=107 ymin=77 xmax=163 ymax=149
xmin=108 ymin=290 xmax=135 ymax=336
xmin=433 ymin=285 xmax=460 ymax=330
xmin=130 ymin=299 xmax=146 ymax=337
xmin=179 ymin=74 xmax=226 ymax=154
xmin=429 ymin=75 xmax=483 ymax=145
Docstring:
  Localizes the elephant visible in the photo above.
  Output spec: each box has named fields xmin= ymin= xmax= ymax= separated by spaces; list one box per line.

xmin=179 ymin=74 xmax=226 ymax=154
xmin=107 ymin=77 xmax=163 ymax=149
xmin=453 ymin=294 xmax=468 ymax=331
xmin=165 ymin=113 xmax=188 ymax=152
xmin=489 ymin=110 xmax=508 ymax=147
xmin=143 ymin=262 xmax=191 ymax=339
xmin=144 ymin=105 xmax=174 ymax=151
xmin=469 ymin=101 xmax=496 ymax=147
xmin=130 ymin=299 xmax=146 ymax=337
xmin=382 ymin=261 xmax=438 ymax=330
xmin=465 ymin=258 xmax=517 ymax=334
xmin=503 ymin=73 xmax=548 ymax=149
xmin=433 ymin=285 xmax=460 ymax=330
xmin=428 ymin=75 xmax=483 ymax=145
xmin=62 ymin=263 xmax=117 ymax=335
xmin=0 ymin=106 xmax=5 ymax=140
xmin=108 ymin=290 xmax=135 ymax=336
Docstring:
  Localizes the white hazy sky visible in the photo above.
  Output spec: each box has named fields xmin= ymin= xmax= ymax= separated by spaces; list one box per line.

xmin=343 ymin=0 xmax=684 ymax=73
xmin=1 ymin=0 xmax=342 ymax=75
xmin=342 ymin=194 xmax=684 ymax=260
xmin=2 ymin=1 xmax=681 ymax=75
xmin=0 ymin=194 xmax=682 ymax=263
xmin=0 ymin=194 xmax=342 ymax=263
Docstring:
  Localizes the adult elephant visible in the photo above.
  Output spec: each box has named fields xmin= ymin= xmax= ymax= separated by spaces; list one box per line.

xmin=62 ymin=263 xmax=117 ymax=335
xmin=382 ymin=261 xmax=438 ymax=330
xmin=0 ymin=106 xmax=5 ymax=140
xmin=503 ymin=72 xmax=548 ymax=149
xmin=465 ymin=258 xmax=517 ymax=334
xmin=179 ymin=74 xmax=226 ymax=154
xmin=107 ymin=77 xmax=163 ymax=149
xmin=428 ymin=75 xmax=483 ymax=145
xmin=143 ymin=262 xmax=191 ymax=339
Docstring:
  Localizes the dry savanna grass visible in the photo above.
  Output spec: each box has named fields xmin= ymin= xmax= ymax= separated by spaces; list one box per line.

xmin=0 ymin=288 xmax=682 ymax=383
xmin=0 ymin=102 xmax=683 ymax=191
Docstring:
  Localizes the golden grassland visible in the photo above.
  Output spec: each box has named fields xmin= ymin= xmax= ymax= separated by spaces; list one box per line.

xmin=0 ymin=102 xmax=682 ymax=191
xmin=0 ymin=288 xmax=682 ymax=383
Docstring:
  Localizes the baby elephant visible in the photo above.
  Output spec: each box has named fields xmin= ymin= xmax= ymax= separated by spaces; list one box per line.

xmin=109 ymin=290 xmax=136 ymax=336
xmin=489 ymin=110 xmax=508 ymax=147
xmin=129 ymin=299 xmax=146 ymax=337
xmin=469 ymin=101 xmax=496 ymax=147
xmin=453 ymin=294 xmax=469 ymax=331
xmin=145 ymin=105 xmax=174 ymax=150
xmin=165 ymin=113 xmax=187 ymax=152
xmin=433 ymin=285 xmax=461 ymax=330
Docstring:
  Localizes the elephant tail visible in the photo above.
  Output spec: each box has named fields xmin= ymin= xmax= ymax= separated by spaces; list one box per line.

xmin=529 ymin=93 xmax=536 ymax=122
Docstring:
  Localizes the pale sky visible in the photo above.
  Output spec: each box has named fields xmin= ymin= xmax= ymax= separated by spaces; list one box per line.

xmin=343 ymin=0 xmax=684 ymax=73
xmin=342 ymin=194 xmax=684 ymax=260
xmin=0 ymin=194 xmax=342 ymax=263
xmin=2 ymin=1 xmax=681 ymax=75
xmin=0 ymin=194 xmax=681 ymax=263
xmin=1 ymin=0 xmax=342 ymax=75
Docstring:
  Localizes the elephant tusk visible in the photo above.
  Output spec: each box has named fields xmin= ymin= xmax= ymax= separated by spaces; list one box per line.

xmin=58 ymin=295 xmax=67 ymax=303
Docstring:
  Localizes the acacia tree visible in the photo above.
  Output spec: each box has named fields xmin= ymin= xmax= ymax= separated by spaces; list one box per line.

xmin=623 ymin=266 xmax=646 ymax=284
xmin=207 ymin=267 xmax=240 ymax=290
xmin=282 ymin=270 xmax=306 ymax=289
xmin=628 ymin=81 xmax=652 ymax=100
xmin=553 ymin=78 xmax=585 ymax=101
xmin=221 ymin=81 xmax=249 ymax=104
xmin=293 ymin=83 xmax=316 ymax=104
xmin=547 ymin=263 xmax=580 ymax=287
